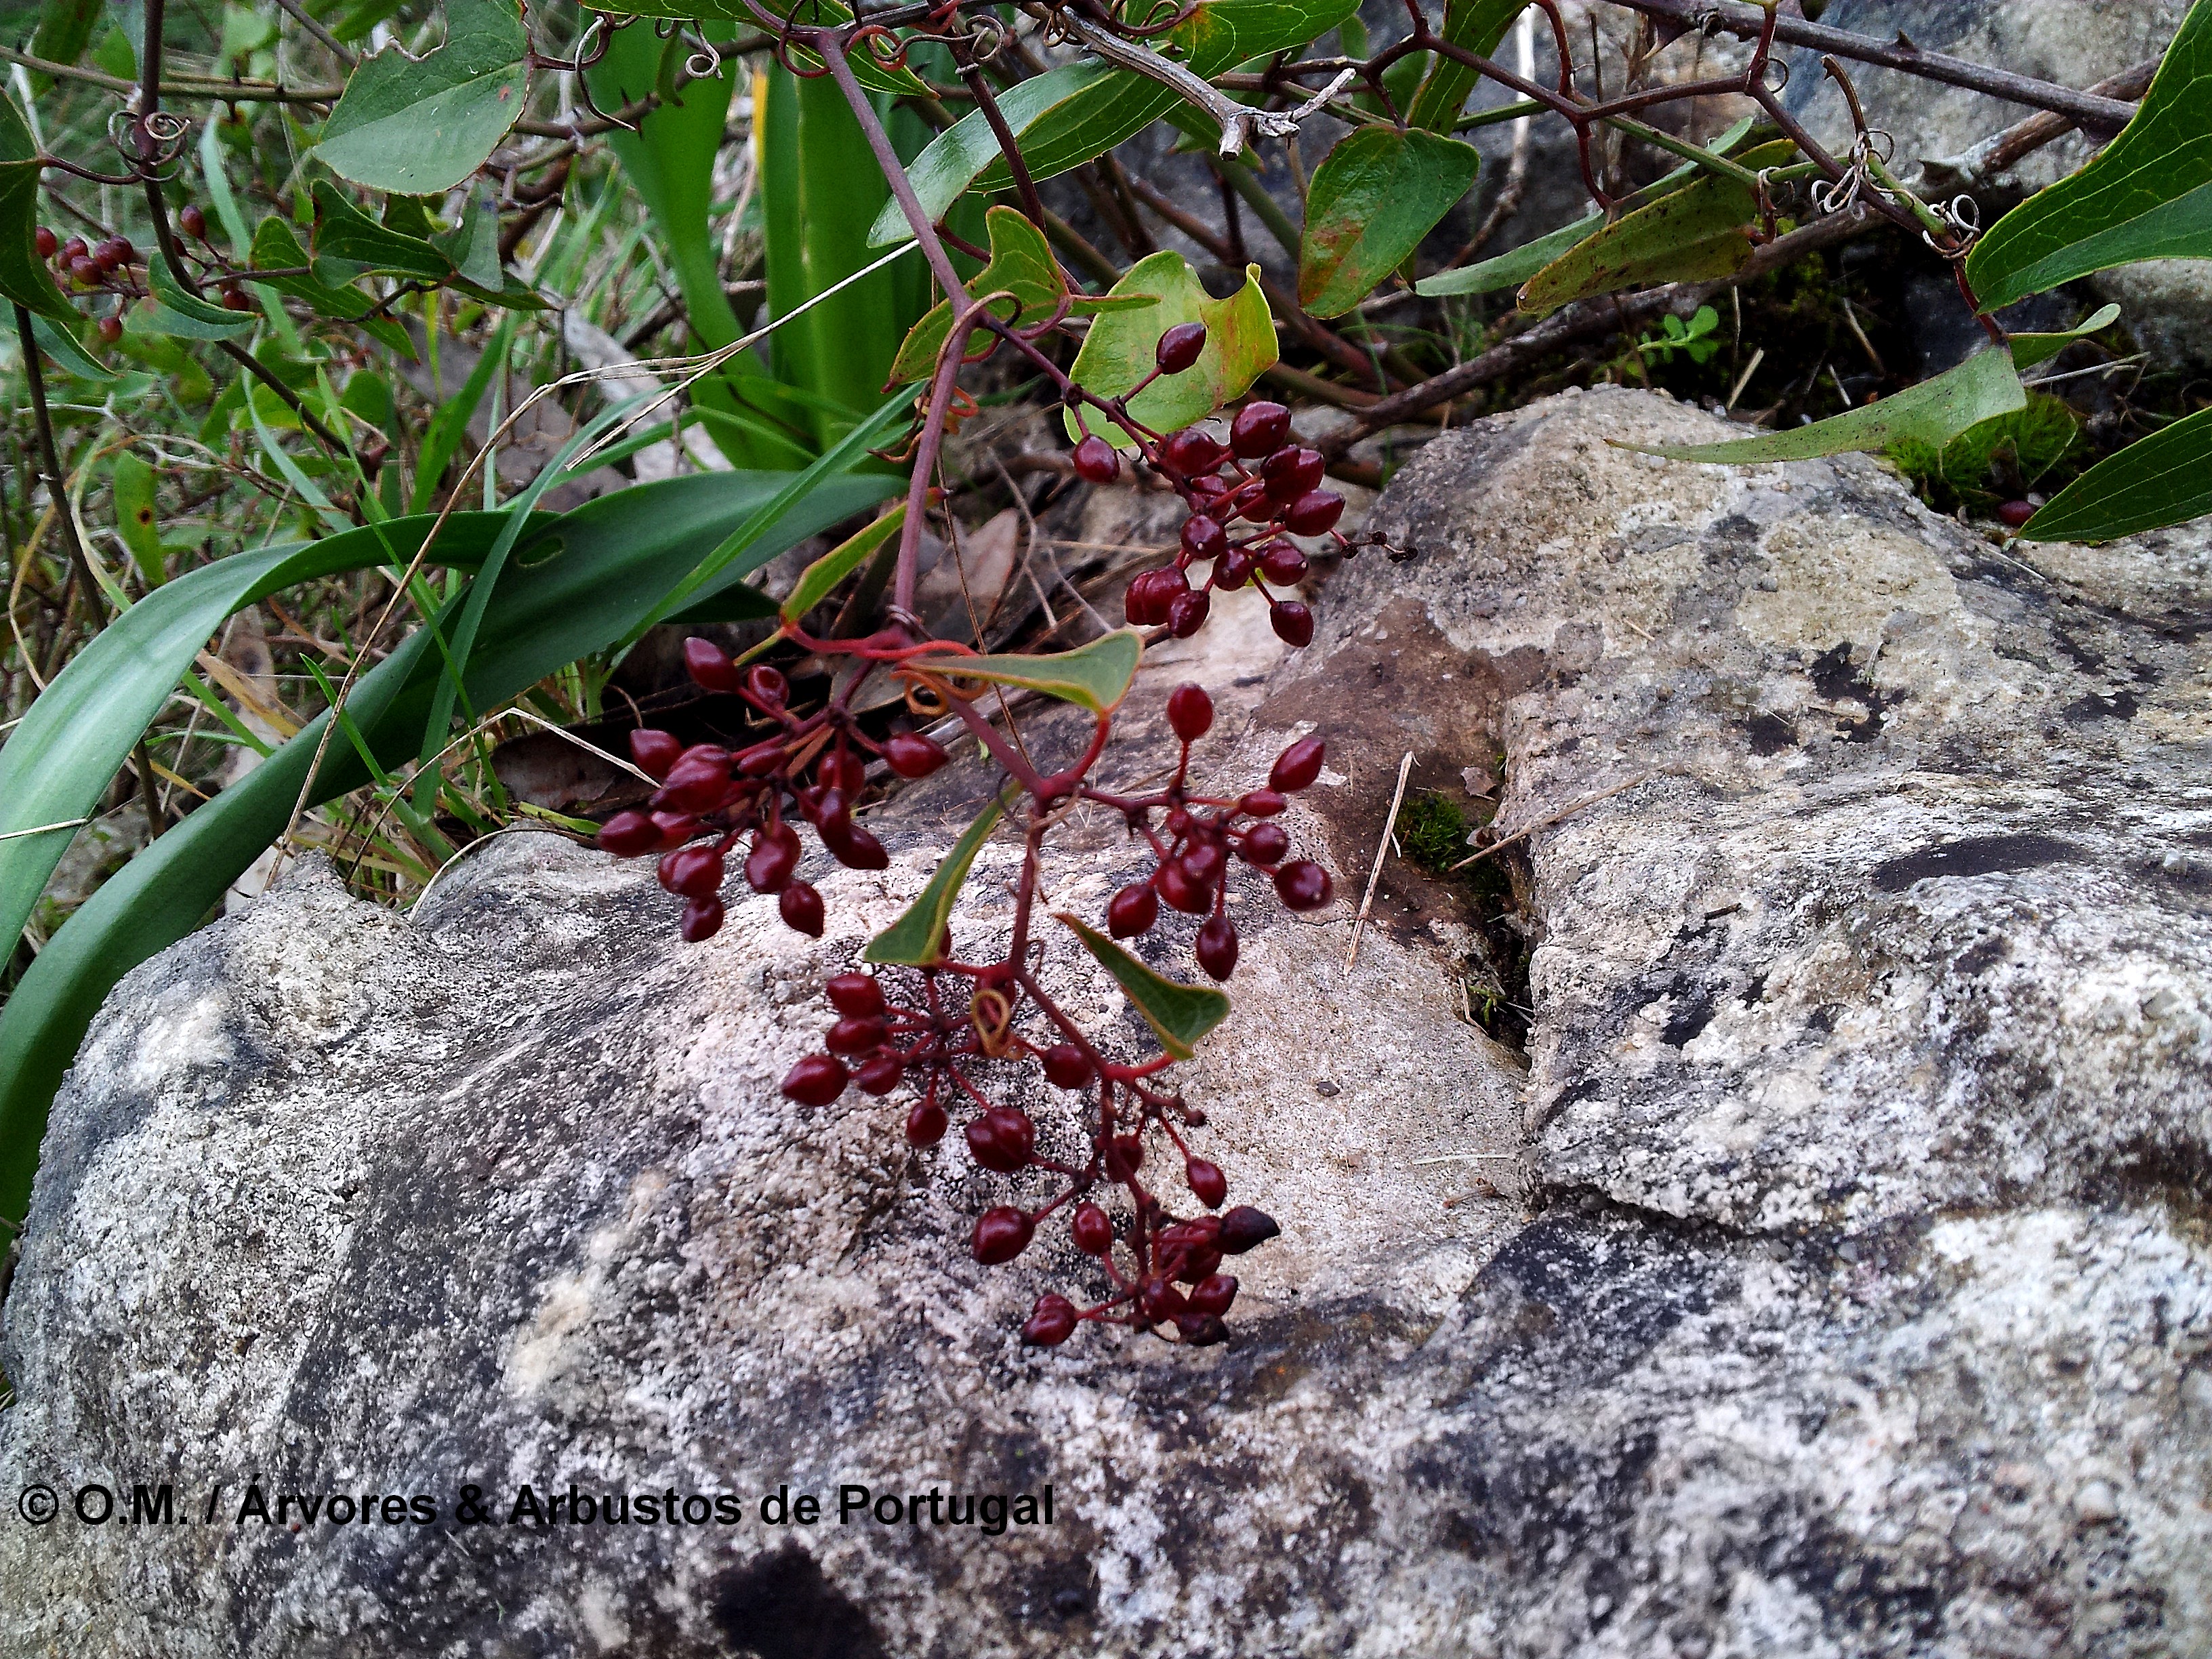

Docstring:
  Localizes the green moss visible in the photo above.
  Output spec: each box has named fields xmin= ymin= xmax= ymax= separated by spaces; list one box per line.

xmin=1890 ymin=391 xmax=2083 ymax=516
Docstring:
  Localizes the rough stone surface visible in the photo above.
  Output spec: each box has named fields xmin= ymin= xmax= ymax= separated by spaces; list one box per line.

xmin=6 ymin=388 xmax=2211 ymax=1657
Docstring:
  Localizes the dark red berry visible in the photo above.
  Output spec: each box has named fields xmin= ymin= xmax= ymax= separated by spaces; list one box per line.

xmin=630 ymin=728 xmax=682 ymax=779
xmin=1195 ymin=914 xmax=1238 ymax=981
xmin=97 ymin=313 xmax=123 ymax=344
xmin=1178 ymin=838 xmax=1225 ymax=888
xmin=1221 ymin=546 xmax=1261 ymax=590
xmin=1258 ymin=540 xmax=1308 ymax=585
xmin=1138 ymin=1274 xmax=1188 ymax=1322
xmin=1269 ymin=736 xmax=1326 ymax=793
xmin=743 ymin=832 xmax=796 ymax=894
xmin=825 ymin=1015 xmax=888 ymax=1055
xmin=1179 ymin=514 xmax=1227 ymax=562
xmin=1230 ymin=400 xmax=1291 ymax=459
xmin=1155 ymin=857 xmax=1211 ymax=916
xmin=1108 ymin=882 xmax=1159 ymax=938
xmin=58 ymin=237 xmax=85 ymax=266
xmin=657 ymin=843 xmax=724 ymax=899
xmin=1271 ymin=601 xmax=1315 ymax=648
xmin=735 ymin=739 xmax=785 ymax=778
xmin=69 ymin=256 xmax=98 ymax=285
xmin=1158 ymin=428 xmax=1226 ymax=477
xmin=653 ymin=762 xmax=732 ymax=815
xmin=1042 ymin=1044 xmax=1094 ymax=1090
xmin=1219 ymin=1206 xmax=1280 ymax=1254
xmin=112 ymin=236 xmax=135 ymax=263
xmin=1106 ymin=1133 xmax=1145 ymax=1179
xmin=822 ymin=819 xmax=889 ymax=871
xmin=679 ymin=896 xmax=724 ymax=942
xmin=1238 ymin=821 xmax=1289 ymax=865
xmin=905 ymin=1098 xmax=948 ymax=1146
xmin=222 ymin=287 xmax=252 ymax=312
xmin=597 ymin=810 xmax=658 ymax=857
xmin=1176 ymin=1312 xmax=1231 ymax=1345
xmin=826 ymin=972 xmax=886 ymax=1017
xmin=883 ymin=731 xmax=947 ymax=779
xmin=1996 ymin=499 xmax=2038 ymax=528
xmin=965 ymin=1105 xmax=1036 ymax=1173
xmin=1284 ymin=490 xmax=1344 ymax=537
xmin=1071 ymin=1202 xmax=1114 ymax=1255
xmin=678 ymin=636 xmax=735 ymax=692
xmin=1227 ymin=478 xmax=1273 ymax=521
xmin=1275 ymin=859 xmax=1332 ymax=911
xmin=34 ymin=226 xmax=57 ymax=259
xmin=745 ymin=664 xmax=789 ymax=708
xmin=1124 ymin=573 xmax=1166 ymax=628
xmin=1023 ymin=1293 xmax=1080 ymax=1346
xmin=178 ymin=204 xmax=206 ymax=239
xmin=972 ymin=1206 xmax=1035 ymax=1265
xmin=1071 ymin=434 xmax=1120 ymax=484
xmin=1261 ymin=447 xmax=1326 ymax=503
xmin=818 ymin=747 xmax=865 ymax=796
xmin=1240 ymin=789 xmax=1287 ymax=818
xmin=1167 ymin=683 xmax=1214 ymax=743
xmin=782 ymin=1054 xmax=848 ymax=1107
xmin=1166 ymin=589 xmax=1210 ymax=638
xmin=1155 ymin=321 xmax=1208 ymax=373
xmin=91 ymin=240 xmax=123 ymax=274
xmin=1186 ymin=1157 xmax=1228 ymax=1207
xmin=779 ymin=882 xmax=825 ymax=936
xmin=651 ymin=811 xmax=701 ymax=848
xmin=855 ymin=1054 xmax=905 ymax=1095
xmin=1188 ymin=1272 xmax=1238 ymax=1316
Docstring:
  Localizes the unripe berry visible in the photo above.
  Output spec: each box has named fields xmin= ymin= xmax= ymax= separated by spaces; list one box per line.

xmin=1107 ymin=881 xmax=1159 ymax=938
xmin=1218 ymin=1205 xmax=1281 ymax=1254
xmin=826 ymin=972 xmax=886 ymax=1017
xmin=680 ymin=895 xmax=724 ymax=942
xmin=825 ymin=1014 xmax=888 ymax=1054
xmin=1155 ymin=321 xmax=1207 ymax=373
xmin=34 ymin=226 xmax=57 ymax=259
xmin=1237 ymin=821 xmax=1289 ymax=865
xmin=1070 ymin=1202 xmax=1114 ymax=1255
xmin=1185 ymin=1157 xmax=1228 ymax=1208
xmin=965 ymin=1105 xmax=1036 ymax=1173
xmin=1261 ymin=446 xmax=1326 ymax=502
xmin=1195 ymin=914 xmax=1238 ymax=981
xmin=1071 ymin=433 xmax=1120 ymax=483
xmin=1188 ymin=1272 xmax=1239 ymax=1316
xmin=972 ymin=1206 xmax=1035 ymax=1265
xmin=1269 ymin=735 xmax=1326 ymax=792
xmin=781 ymin=1054 xmax=848 ymax=1107
xmin=1271 ymin=600 xmax=1315 ymax=647
xmin=1042 ymin=1044 xmax=1094 ymax=1090
xmin=1230 ymin=399 xmax=1291 ymax=459
xmin=855 ymin=1054 xmax=905 ymax=1095
xmin=178 ymin=204 xmax=206 ymax=239
xmin=1179 ymin=514 xmax=1227 ymax=562
xmin=1158 ymin=428 xmax=1225 ymax=477
xmin=779 ymin=882 xmax=824 ymax=936
xmin=1166 ymin=589 xmax=1210 ymax=638
xmin=1275 ymin=859 xmax=1332 ymax=911
xmin=883 ymin=731 xmax=947 ymax=779
xmin=1023 ymin=1293 xmax=1079 ymax=1346
xmin=1284 ymin=490 xmax=1345 ymax=537
xmin=905 ymin=1098 xmax=948 ymax=1146
xmin=1166 ymin=683 xmax=1214 ymax=743
xmin=745 ymin=663 xmax=789 ymax=708
xmin=657 ymin=843 xmax=724 ymax=899
xmin=596 ymin=810 xmax=659 ymax=857
xmin=1258 ymin=539 xmax=1308 ymax=584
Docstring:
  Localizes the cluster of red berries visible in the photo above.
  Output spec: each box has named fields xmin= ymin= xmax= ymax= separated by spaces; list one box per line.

xmin=592 ymin=638 xmax=949 ymax=942
xmin=33 ymin=206 xmax=247 ymax=344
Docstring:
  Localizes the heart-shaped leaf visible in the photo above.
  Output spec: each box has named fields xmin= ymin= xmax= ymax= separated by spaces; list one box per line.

xmin=863 ymin=790 xmax=1015 ymax=966
xmin=1065 ymin=252 xmax=1277 ymax=444
xmin=1299 ymin=127 xmax=1480 ymax=316
xmin=1055 ymin=913 xmax=1230 ymax=1061
xmin=2020 ymin=403 xmax=2212 ymax=543
xmin=901 ymin=629 xmax=1145 ymax=715
xmin=315 ymin=0 xmax=529 ymax=194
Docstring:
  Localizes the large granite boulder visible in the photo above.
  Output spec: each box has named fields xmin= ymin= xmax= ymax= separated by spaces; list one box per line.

xmin=5 ymin=387 xmax=2209 ymax=1657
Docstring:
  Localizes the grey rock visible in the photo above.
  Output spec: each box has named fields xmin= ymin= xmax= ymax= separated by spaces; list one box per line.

xmin=6 ymin=388 xmax=2211 ymax=1657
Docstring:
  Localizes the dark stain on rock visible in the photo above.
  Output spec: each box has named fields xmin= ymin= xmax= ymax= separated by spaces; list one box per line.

xmin=2064 ymin=687 xmax=2140 ymax=722
xmin=1870 ymin=834 xmax=2075 ymax=892
xmin=1661 ymin=986 xmax=1717 ymax=1048
xmin=1807 ymin=643 xmax=1890 ymax=741
xmin=1746 ymin=712 xmax=1798 ymax=754
xmin=1951 ymin=936 xmax=2008 ymax=977
xmin=710 ymin=1547 xmax=886 ymax=1659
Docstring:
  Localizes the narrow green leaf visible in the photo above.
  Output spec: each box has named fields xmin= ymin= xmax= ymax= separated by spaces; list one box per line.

xmin=2009 ymin=302 xmax=2123 ymax=371
xmin=1623 ymin=346 xmax=2026 ymax=466
xmin=138 ymin=255 xmax=258 ymax=340
xmin=1065 ymin=252 xmax=1277 ymax=445
xmin=901 ymin=629 xmax=1144 ymax=715
xmin=111 ymin=453 xmax=165 ymax=586
xmin=411 ymin=316 xmax=512 ymax=514
xmin=27 ymin=313 xmax=117 ymax=382
xmin=868 ymin=65 xmax=1107 ymax=248
xmin=863 ymin=790 xmax=1015 ymax=966
xmin=782 ymin=504 xmax=905 ymax=626
xmin=315 ymin=0 xmax=529 ymax=194
xmin=249 ymin=217 xmax=413 ymax=355
xmin=1054 ymin=913 xmax=1230 ymax=1062
xmin=0 ymin=94 xmax=77 ymax=323
xmin=2021 ymin=405 xmax=2212 ymax=542
xmin=1967 ymin=1 xmax=2212 ymax=312
xmin=1405 ymin=0 xmax=1526 ymax=134
xmin=1299 ymin=127 xmax=1481 ymax=316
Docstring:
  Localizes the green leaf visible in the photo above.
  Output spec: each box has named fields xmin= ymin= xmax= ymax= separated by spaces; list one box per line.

xmin=1405 ymin=0 xmax=1526 ymax=134
xmin=27 ymin=313 xmax=117 ymax=382
xmin=868 ymin=65 xmax=1109 ymax=248
xmin=111 ymin=453 xmax=165 ymax=587
xmin=901 ymin=629 xmax=1144 ymax=715
xmin=308 ymin=180 xmax=456 ymax=280
xmin=1298 ymin=127 xmax=1481 ymax=316
xmin=1623 ymin=345 xmax=2026 ymax=466
xmin=315 ymin=0 xmax=529 ymax=194
xmin=411 ymin=315 xmax=512 ymax=513
xmin=0 ymin=469 xmax=896 ymax=1225
xmin=29 ymin=0 xmax=106 ymax=80
xmin=2020 ymin=404 xmax=2212 ymax=542
xmin=138 ymin=254 xmax=258 ymax=340
xmin=248 ymin=216 xmax=413 ymax=355
xmin=1065 ymin=251 xmax=1277 ymax=444
xmin=863 ymin=789 xmax=1015 ymax=966
xmin=0 ymin=93 xmax=81 ymax=323
xmin=782 ymin=503 xmax=905 ymax=626
xmin=2009 ymin=302 xmax=2123 ymax=371
xmin=434 ymin=184 xmax=504 ymax=291
xmin=1517 ymin=140 xmax=1795 ymax=319
xmin=1966 ymin=1 xmax=2212 ymax=312
xmin=1054 ymin=913 xmax=1230 ymax=1061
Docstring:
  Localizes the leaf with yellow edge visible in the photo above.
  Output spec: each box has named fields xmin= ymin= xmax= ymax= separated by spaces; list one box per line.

xmin=1054 ymin=913 xmax=1230 ymax=1061
xmin=901 ymin=629 xmax=1143 ymax=715
xmin=1065 ymin=252 xmax=1277 ymax=446
xmin=865 ymin=789 xmax=1015 ymax=966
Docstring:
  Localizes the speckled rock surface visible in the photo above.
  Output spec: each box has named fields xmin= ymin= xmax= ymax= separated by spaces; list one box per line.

xmin=5 ymin=387 xmax=2210 ymax=1657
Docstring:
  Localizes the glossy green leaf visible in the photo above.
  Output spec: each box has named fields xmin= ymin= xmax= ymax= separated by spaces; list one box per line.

xmin=111 ymin=453 xmax=165 ymax=586
xmin=1625 ymin=345 xmax=2025 ymax=466
xmin=249 ymin=217 xmax=413 ymax=355
xmin=0 ymin=93 xmax=77 ymax=323
xmin=27 ymin=313 xmax=117 ymax=382
xmin=901 ymin=629 xmax=1145 ymax=715
xmin=0 ymin=469 xmax=896 ymax=1225
xmin=1405 ymin=0 xmax=1526 ymax=134
xmin=782 ymin=504 xmax=905 ymax=626
xmin=1518 ymin=140 xmax=1795 ymax=319
xmin=1299 ymin=127 xmax=1481 ymax=316
xmin=2009 ymin=302 xmax=2123 ymax=371
xmin=1967 ymin=1 xmax=2212 ymax=312
xmin=315 ymin=0 xmax=529 ymax=194
xmin=1055 ymin=913 xmax=1230 ymax=1061
xmin=1065 ymin=252 xmax=1277 ymax=445
xmin=863 ymin=790 xmax=1015 ymax=966
xmin=2021 ymin=405 xmax=2212 ymax=542
xmin=138 ymin=254 xmax=258 ymax=340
